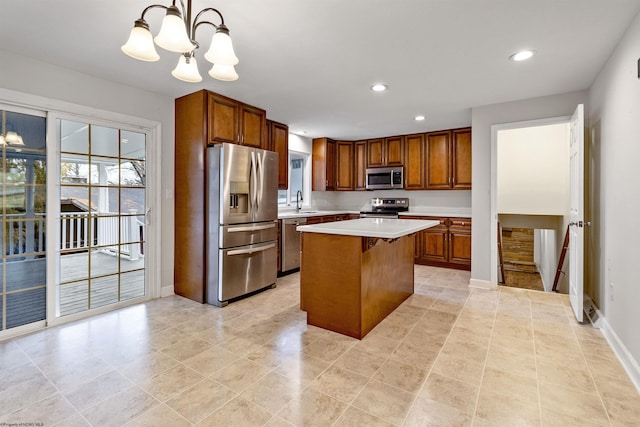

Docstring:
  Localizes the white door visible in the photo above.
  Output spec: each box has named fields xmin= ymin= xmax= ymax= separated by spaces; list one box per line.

xmin=569 ymin=104 xmax=584 ymax=322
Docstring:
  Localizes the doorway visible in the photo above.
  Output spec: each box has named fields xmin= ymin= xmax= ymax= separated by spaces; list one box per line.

xmin=492 ymin=118 xmax=572 ymax=293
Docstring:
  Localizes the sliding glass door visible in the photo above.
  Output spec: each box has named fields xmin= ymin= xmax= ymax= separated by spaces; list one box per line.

xmin=57 ymin=119 xmax=147 ymax=317
xmin=0 ymin=107 xmax=47 ymax=331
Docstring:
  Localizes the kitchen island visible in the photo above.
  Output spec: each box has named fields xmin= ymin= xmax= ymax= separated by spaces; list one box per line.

xmin=297 ymin=218 xmax=439 ymax=339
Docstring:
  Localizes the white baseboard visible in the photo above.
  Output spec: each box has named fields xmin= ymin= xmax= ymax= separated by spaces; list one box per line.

xmin=469 ymin=278 xmax=498 ymax=290
xmin=160 ymin=285 xmax=175 ymax=298
xmin=601 ymin=317 xmax=640 ymax=394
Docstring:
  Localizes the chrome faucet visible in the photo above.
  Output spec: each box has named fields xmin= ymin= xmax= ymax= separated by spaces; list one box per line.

xmin=296 ymin=190 xmax=303 ymax=213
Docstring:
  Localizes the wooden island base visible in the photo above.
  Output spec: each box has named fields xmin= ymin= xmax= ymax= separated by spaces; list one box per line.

xmin=300 ymin=232 xmax=415 ymax=339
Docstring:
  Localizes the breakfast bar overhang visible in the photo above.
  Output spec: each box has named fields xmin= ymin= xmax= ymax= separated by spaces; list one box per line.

xmin=297 ymin=218 xmax=439 ymax=339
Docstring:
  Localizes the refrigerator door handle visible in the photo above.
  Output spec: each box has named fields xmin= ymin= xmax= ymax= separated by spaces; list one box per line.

xmin=227 ymin=242 xmax=275 ymax=256
xmin=249 ymin=151 xmax=255 ymax=219
xmin=256 ymin=153 xmax=263 ymax=212
xmin=227 ymin=223 xmax=276 ymax=232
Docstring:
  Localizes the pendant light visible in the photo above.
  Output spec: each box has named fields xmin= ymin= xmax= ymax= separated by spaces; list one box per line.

xmin=122 ymin=0 xmax=239 ymax=82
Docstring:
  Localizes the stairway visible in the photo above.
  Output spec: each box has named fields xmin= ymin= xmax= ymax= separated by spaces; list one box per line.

xmin=500 ymin=227 xmax=544 ymax=291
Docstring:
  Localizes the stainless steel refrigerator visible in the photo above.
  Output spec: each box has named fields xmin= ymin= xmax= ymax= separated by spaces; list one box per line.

xmin=206 ymin=143 xmax=279 ymax=306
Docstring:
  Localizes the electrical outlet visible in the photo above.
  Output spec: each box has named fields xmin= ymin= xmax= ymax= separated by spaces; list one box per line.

xmin=608 ymin=282 xmax=614 ymax=302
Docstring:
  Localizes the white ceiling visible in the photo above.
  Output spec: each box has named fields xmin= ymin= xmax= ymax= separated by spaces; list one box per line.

xmin=2 ymin=0 xmax=640 ymax=140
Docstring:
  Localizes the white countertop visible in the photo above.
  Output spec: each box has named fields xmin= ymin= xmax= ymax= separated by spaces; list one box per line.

xmin=297 ymin=218 xmax=440 ymax=239
xmin=278 ymin=210 xmax=356 ymax=219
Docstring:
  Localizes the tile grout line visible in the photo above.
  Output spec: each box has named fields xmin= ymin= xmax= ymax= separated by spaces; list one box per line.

xmin=468 ymin=285 xmax=500 ymax=425
xmin=530 ymin=291 xmax=544 ymax=427
xmin=399 ymin=272 xmax=474 ymax=426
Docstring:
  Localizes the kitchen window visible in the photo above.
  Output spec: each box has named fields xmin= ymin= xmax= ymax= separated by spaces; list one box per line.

xmin=278 ymin=151 xmax=310 ymax=207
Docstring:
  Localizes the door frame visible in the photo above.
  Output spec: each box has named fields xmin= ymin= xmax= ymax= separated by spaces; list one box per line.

xmin=490 ymin=115 xmax=571 ymax=287
xmin=0 ymin=87 xmax=161 ymax=333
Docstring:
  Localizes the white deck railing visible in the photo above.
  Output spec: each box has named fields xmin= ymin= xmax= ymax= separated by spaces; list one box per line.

xmin=4 ymin=213 xmax=46 ymax=255
xmin=5 ymin=212 xmax=145 ymax=260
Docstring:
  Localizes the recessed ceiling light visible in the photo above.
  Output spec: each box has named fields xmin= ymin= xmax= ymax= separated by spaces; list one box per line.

xmin=509 ymin=50 xmax=536 ymax=61
xmin=414 ymin=115 xmax=426 ymax=121
xmin=121 ymin=138 xmax=129 ymax=143
xmin=296 ymin=130 xmax=307 ymax=135
xmin=371 ymin=84 xmax=388 ymax=92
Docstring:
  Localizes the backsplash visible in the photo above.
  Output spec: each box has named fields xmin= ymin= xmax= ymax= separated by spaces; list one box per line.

xmin=311 ymin=190 xmax=471 ymax=211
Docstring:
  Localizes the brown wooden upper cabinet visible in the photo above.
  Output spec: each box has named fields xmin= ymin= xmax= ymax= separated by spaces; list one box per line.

xmin=404 ymin=133 xmax=426 ymax=190
xmin=267 ymin=120 xmax=289 ymax=189
xmin=354 ymin=140 xmax=367 ymax=190
xmin=425 ymin=127 xmax=471 ymax=190
xmin=367 ymin=136 xmax=404 ymax=167
xmin=208 ymin=92 xmax=267 ymax=149
xmin=336 ymin=141 xmax=354 ymax=190
xmin=312 ymin=138 xmax=336 ymax=191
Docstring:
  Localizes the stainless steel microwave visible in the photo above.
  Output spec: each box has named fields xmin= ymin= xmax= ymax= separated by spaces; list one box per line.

xmin=365 ymin=167 xmax=404 ymax=190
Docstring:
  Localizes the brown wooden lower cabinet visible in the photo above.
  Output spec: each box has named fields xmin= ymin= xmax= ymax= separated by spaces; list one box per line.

xmin=300 ymin=232 xmax=414 ymax=339
xmin=277 ymin=220 xmax=282 ymax=273
xmin=404 ymin=216 xmax=471 ymax=270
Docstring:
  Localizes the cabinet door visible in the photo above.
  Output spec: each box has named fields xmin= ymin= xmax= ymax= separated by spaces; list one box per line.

xmin=452 ymin=128 xmax=472 ymax=189
xmin=208 ymin=93 xmax=239 ymax=145
xmin=420 ymin=219 xmax=448 ymax=262
xmin=425 ymin=130 xmax=451 ymax=189
xmin=385 ymin=136 xmax=404 ymax=166
xmin=413 ymin=231 xmax=423 ymax=260
xmin=448 ymin=219 xmax=471 ymax=266
xmin=354 ymin=140 xmax=367 ymax=190
xmin=367 ymin=138 xmax=384 ymax=167
xmin=404 ymin=133 xmax=425 ymax=190
xmin=305 ymin=216 xmax=323 ymax=225
xmin=336 ymin=141 xmax=354 ymax=190
xmin=312 ymin=138 xmax=336 ymax=191
xmin=326 ymin=139 xmax=336 ymax=191
xmin=277 ymin=220 xmax=282 ymax=272
xmin=269 ymin=120 xmax=289 ymax=189
xmin=240 ymin=104 xmax=266 ymax=148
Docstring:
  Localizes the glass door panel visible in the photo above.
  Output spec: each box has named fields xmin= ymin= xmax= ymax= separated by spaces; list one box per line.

xmin=1 ymin=109 xmax=47 ymax=331
xmin=57 ymin=119 xmax=146 ymax=317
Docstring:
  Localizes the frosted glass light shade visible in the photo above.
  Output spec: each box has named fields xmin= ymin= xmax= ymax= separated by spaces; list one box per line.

xmin=121 ymin=20 xmax=159 ymax=61
xmin=172 ymin=55 xmax=202 ymax=82
xmin=204 ymin=25 xmax=238 ymax=65
xmin=154 ymin=6 xmax=195 ymax=53
xmin=5 ymin=132 xmax=24 ymax=145
xmin=209 ymin=63 xmax=238 ymax=81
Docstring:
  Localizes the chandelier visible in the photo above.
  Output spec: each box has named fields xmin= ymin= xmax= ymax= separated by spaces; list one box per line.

xmin=121 ymin=0 xmax=239 ymax=83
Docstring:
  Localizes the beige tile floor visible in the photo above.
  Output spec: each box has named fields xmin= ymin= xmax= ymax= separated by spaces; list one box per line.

xmin=1 ymin=265 xmax=639 ymax=426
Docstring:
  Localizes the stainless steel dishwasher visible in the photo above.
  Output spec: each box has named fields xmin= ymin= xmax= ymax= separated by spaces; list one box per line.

xmin=281 ymin=217 xmax=307 ymax=272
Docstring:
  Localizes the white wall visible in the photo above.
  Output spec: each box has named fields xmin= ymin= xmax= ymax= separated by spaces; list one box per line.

xmin=534 ymin=229 xmax=557 ymax=292
xmin=471 ymin=90 xmax=588 ymax=286
xmin=497 ymin=124 xmax=569 ymax=215
xmin=0 ymin=49 xmax=176 ymax=296
xmin=288 ymin=133 xmax=312 ymax=154
xmin=588 ymin=9 xmax=640 ymax=387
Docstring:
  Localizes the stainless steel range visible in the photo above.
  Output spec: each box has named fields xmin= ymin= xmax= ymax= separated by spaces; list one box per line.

xmin=359 ymin=197 xmax=409 ymax=218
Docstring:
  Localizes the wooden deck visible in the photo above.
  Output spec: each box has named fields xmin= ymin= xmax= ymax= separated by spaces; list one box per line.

xmin=59 ymin=251 xmax=145 ymax=316
xmin=2 ymin=252 xmax=145 ymax=326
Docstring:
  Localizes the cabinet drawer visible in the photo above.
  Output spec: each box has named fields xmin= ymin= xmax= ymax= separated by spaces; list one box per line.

xmin=449 ymin=218 xmax=471 ymax=230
